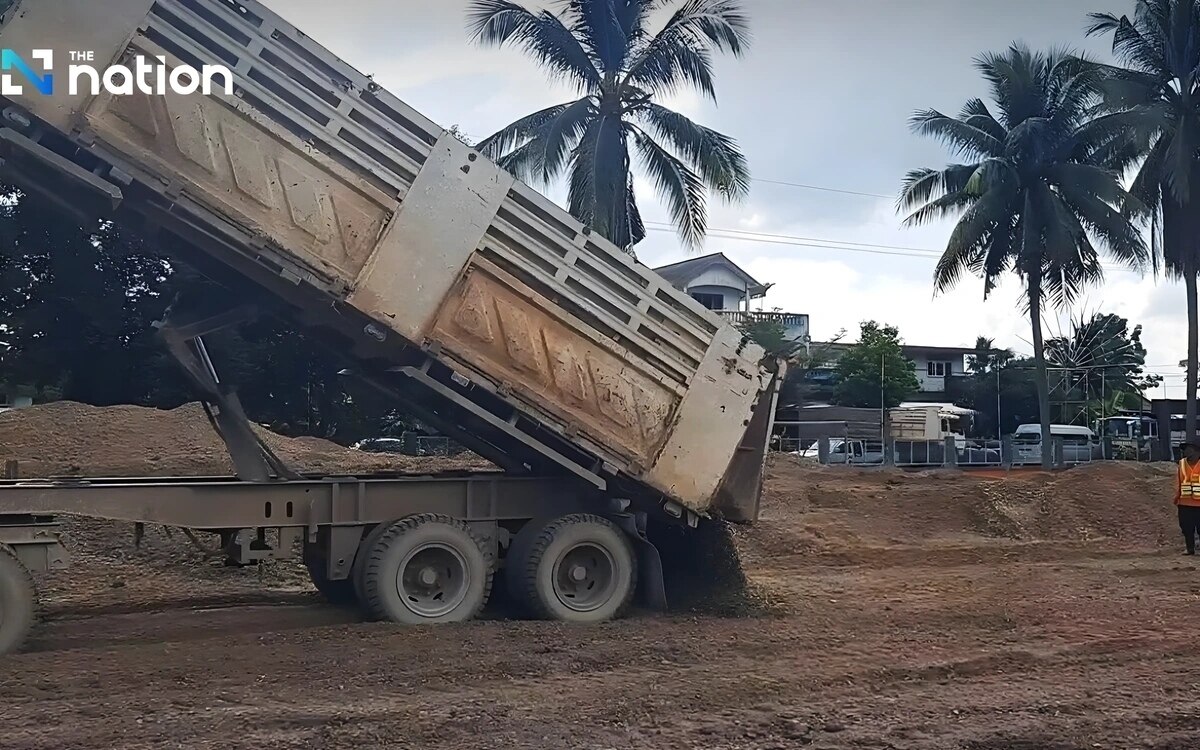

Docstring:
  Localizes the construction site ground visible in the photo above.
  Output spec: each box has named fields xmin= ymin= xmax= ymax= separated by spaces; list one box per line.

xmin=1 ymin=404 xmax=1198 ymax=749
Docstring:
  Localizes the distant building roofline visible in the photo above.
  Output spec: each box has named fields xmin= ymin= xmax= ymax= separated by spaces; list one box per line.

xmin=652 ymin=252 xmax=765 ymax=293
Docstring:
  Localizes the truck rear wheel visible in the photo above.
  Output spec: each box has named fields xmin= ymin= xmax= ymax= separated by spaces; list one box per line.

xmin=362 ymin=514 xmax=492 ymax=624
xmin=0 ymin=546 xmax=36 ymax=655
xmin=302 ymin=542 xmax=357 ymax=606
xmin=509 ymin=514 xmax=636 ymax=624
xmin=352 ymin=522 xmax=393 ymax=605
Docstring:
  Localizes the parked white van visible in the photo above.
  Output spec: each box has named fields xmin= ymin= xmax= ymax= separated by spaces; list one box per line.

xmin=1012 ymin=424 xmax=1100 ymax=465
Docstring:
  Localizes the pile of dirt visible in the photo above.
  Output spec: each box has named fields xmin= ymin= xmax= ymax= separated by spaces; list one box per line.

xmin=0 ymin=401 xmax=494 ymax=478
xmin=745 ymin=454 xmax=1179 ymax=561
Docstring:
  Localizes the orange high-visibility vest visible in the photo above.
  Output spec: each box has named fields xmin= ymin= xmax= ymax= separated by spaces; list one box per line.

xmin=1177 ymin=459 xmax=1200 ymax=507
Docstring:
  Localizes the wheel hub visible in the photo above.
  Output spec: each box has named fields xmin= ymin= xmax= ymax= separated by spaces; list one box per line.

xmin=396 ymin=543 xmax=470 ymax=618
xmin=552 ymin=543 xmax=617 ymax=613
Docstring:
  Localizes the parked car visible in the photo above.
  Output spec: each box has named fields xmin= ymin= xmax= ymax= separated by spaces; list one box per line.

xmin=798 ymin=438 xmax=886 ymax=465
xmin=1011 ymin=424 xmax=1100 ymax=465
xmin=351 ymin=437 xmax=407 ymax=454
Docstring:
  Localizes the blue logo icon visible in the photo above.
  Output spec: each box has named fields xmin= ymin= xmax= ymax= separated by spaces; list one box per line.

xmin=2 ymin=49 xmax=53 ymax=95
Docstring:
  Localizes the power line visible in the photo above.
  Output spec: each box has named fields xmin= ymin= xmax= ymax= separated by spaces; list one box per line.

xmin=644 ymin=222 xmax=936 ymax=254
xmin=643 ymin=223 xmax=1145 ymax=275
xmin=644 ymin=225 xmax=940 ymax=260
xmin=751 ymin=177 xmax=893 ymax=200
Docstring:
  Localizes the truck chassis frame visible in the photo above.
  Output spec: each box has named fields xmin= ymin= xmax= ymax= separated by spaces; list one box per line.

xmin=0 ymin=305 xmax=679 ymax=654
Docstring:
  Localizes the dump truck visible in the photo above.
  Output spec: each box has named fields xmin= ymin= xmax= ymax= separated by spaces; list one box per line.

xmin=0 ymin=0 xmax=780 ymax=653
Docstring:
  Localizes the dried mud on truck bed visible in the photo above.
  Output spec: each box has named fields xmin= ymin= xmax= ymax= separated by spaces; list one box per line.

xmin=3 ymin=427 xmax=1200 ymax=748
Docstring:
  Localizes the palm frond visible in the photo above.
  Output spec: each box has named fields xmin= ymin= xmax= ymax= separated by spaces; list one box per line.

xmin=1085 ymin=11 xmax=1126 ymax=38
xmin=564 ymin=0 xmax=626 ymax=72
xmin=933 ymin=185 xmax=1016 ymax=295
xmin=636 ymin=102 xmax=749 ymax=199
xmin=467 ymin=0 xmax=602 ymax=90
xmin=624 ymin=0 xmax=750 ymax=100
xmin=902 ymin=191 xmax=974 ymax=227
xmin=1053 ymin=172 xmax=1149 ymax=271
xmin=613 ymin=0 xmax=660 ymax=47
xmin=476 ymin=101 xmax=574 ymax=159
xmin=959 ymin=98 xmax=1007 ymax=142
xmin=631 ymin=125 xmax=707 ymax=249
xmin=896 ymin=164 xmax=976 ymax=212
xmin=495 ymin=138 xmax=547 ymax=183
xmin=1097 ymin=10 xmax=1169 ymax=74
xmin=909 ymin=109 xmax=1005 ymax=159
xmin=1047 ymin=162 xmax=1143 ymax=214
xmin=537 ymin=96 xmax=596 ymax=182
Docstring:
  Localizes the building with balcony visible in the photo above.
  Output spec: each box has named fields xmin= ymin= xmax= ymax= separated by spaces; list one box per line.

xmin=653 ymin=253 xmax=809 ymax=342
xmin=808 ymin=342 xmax=975 ymax=402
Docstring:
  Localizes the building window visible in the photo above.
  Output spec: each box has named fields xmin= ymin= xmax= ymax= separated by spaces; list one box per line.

xmin=927 ymin=362 xmax=951 ymax=377
xmin=691 ymin=292 xmax=724 ymax=310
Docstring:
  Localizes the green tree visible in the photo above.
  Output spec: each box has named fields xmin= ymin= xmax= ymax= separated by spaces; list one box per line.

xmin=0 ymin=190 xmax=409 ymax=443
xmin=737 ymin=315 xmax=803 ymax=359
xmin=1086 ymin=1 xmax=1200 ymax=439
xmin=899 ymin=44 xmax=1147 ymax=467
xmin=0 ymin=190 xmax=175 ymax=405
xmin=1044 ymin=311 xmax=1162 ymax=423
xmin=966 ymin=335 xmax=1014 ymax=374
xmin=466 ymin=0 xmax=751 ymax=252
xmin=832 ymin=321 xmax=919 ymax=408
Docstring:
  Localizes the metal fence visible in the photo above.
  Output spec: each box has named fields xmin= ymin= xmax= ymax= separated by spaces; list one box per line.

xmin=400 ymin=433 xmax=466 ymax=457
xmin=782 ymin=436 xmax=1138 ymax=469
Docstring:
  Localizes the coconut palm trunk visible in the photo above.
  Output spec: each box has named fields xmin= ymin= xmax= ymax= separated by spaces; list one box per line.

xmin=1027 ymin=273 xmax=1054 ymax=469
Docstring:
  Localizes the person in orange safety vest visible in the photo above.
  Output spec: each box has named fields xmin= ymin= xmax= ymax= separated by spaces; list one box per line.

xmin=1175 ymin=440 xmax=1200 ymax=555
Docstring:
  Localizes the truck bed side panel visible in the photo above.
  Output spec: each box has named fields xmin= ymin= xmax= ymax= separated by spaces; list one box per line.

xmin=0 ymin=0 xmax=773 ymax=514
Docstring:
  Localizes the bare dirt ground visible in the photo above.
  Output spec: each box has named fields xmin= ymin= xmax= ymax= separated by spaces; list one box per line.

xmin=3 ymin=451 xmax=1200 ymax=749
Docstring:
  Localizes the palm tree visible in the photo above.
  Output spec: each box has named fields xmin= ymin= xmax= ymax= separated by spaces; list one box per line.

xmin=1086 ymin=0 xmax=1200 ymax=440
xmin=465 ymin=0 xmax=751 ymax=253
xmin=899 ymin=44 xmax=1148 ymax=467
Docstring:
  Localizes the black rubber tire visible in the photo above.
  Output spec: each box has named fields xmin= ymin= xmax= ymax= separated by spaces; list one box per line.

xmin=0 ymin=546 xmax=36 ymax=656
xmin=513 ymin=514 xmax=636 ymax=624
xmin=302 ymin=542 xmax=358 ymax=606
xmin=352 ymin=523 xmax=393 ymax=605
xmin=362 ymin=514 xmax=493 ymax=624
xmin=503 ymin=516 xmax=552 ymax=616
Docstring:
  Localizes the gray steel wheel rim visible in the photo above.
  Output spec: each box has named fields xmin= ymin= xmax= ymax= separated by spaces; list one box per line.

xmin=396 ymin=542 xmax=470 ymax=618
xmin=552 ymin=542 xmax=617 ymax=613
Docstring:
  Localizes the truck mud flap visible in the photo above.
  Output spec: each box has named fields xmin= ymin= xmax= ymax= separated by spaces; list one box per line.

xmin=612 ymin=512 xmax=667 ymax=612
xmin=0 ymin=125 xmax=123 ymax=217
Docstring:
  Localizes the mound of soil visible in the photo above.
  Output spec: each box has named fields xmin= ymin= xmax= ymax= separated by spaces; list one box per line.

xmin=0 ymin=401 xmax=494 ymax=478
xmin=745 ymin=454 xmax=1179 ymax=562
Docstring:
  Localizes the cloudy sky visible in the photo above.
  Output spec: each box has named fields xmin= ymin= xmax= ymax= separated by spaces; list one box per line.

xmin=271 ymin=0 xmax=1189 ymax=397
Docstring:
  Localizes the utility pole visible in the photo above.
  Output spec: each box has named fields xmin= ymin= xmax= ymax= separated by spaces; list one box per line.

xmin=880 ymin=352 xmax=886 ymax=446
xmin=996 ymin=365 xmax=1002 ymax=440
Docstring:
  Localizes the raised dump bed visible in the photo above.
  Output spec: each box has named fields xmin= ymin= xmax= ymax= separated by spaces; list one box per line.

xmin=0 ymin=0 xmax=776 ymax=520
